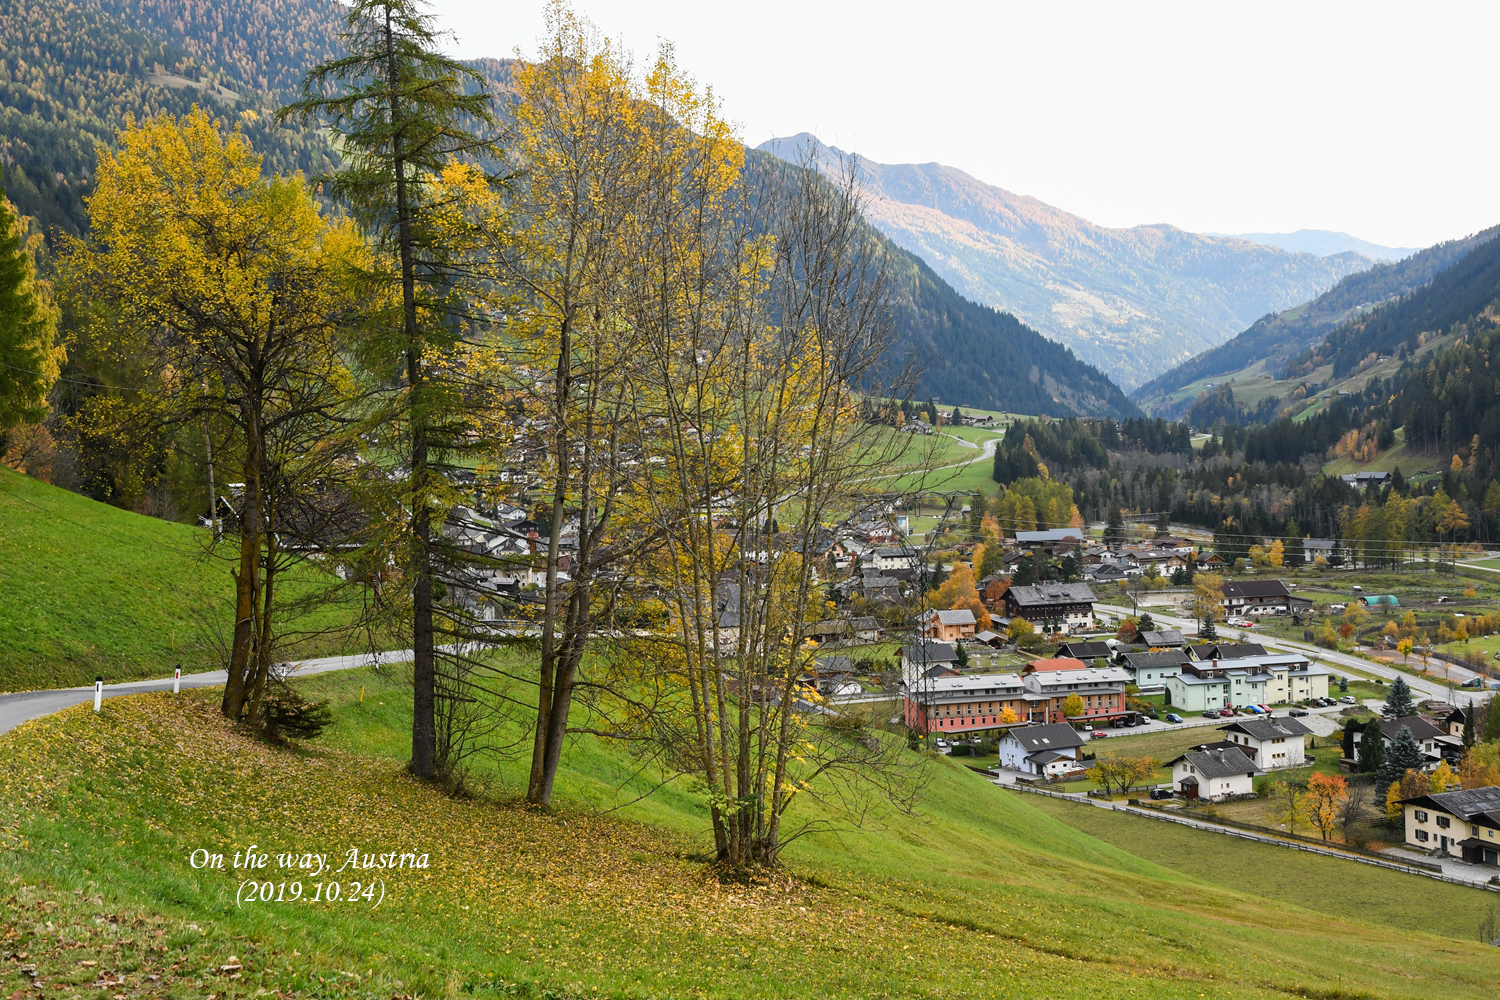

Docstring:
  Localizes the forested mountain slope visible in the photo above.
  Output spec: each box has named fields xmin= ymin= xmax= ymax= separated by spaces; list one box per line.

xmin=760 ymin=133 xmax=1374 ymax=390
xmin=1 ymin=0 xmax=1135 ymax=416
xmin=1133 ymin=224 xmax=1500 ymax=416
xmin=1286 ymin=226 xmax=1500 ymax=380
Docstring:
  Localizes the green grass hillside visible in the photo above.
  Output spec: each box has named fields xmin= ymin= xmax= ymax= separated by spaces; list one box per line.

xmin=0 ymin=466 xmax=356 ymax=692
xmin=3 ymin=666 xmax=1498 ymax=1000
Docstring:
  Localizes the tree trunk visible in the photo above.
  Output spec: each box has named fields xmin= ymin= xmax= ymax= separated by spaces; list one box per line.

xmin=382 ymin=7 xmax=437 ymax=782
xmin=222 ymin=417 xmax=263 ymax=720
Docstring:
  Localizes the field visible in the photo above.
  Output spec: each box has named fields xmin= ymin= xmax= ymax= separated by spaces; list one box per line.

xmin=4 ymin=665 xmax=1500 ymax=999
xmin=0 ymin=466 xmax=361 ymax=692
xmin=1023 ymin=794 xmax=1494 ymax=941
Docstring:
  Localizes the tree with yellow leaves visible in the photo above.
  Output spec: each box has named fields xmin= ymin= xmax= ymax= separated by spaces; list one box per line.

xmin=1306 ymin=772 xmax=1347 ymax=842
xmin=1460 ymin=741 xmax=1500 ymax=789
xmin=65 ymin=109 xmax=368 ymax=726
xmin=929 ymin=562 xmax=991 ymax=631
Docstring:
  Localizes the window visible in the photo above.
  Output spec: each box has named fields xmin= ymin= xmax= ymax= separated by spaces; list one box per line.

xmin=1415 ymin=810 xmax=1428 ymax=822
xmin=1436 ymin=816 xmax=1451 ymax=829
xmin=1415 ymin=829 xmax=1429 ymax=842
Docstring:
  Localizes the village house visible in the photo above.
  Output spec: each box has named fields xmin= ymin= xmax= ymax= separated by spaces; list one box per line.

xmin=1220 ymin=579 xmax=1294 ymax=615
xmin=901 ymin=658 xmax=1129 ymax=734
xmin=899 ymin=640 xmax=962 ymax=685
xmin=919 ymin=608 xmax=978 ymax=642
xmin=1014 ymin=528 xmax=1087 ymax=554
xmin=996 ymin=722 xmax=1087 ymax=777
xmin=1217 ymin=715 xmax=1312 ymax=769
xmin=1167 ymin=746 xmax=1258 ymax=800
xmin=1138 ymin=629 xmax=1187 ymax=648
xmin=866 ymin=546 xmax=920 ymax=572
xmin=1398 ymin=786 xmax=1500 ymax=865
xmin=1001 ymin=582 xmax=1097 ymax=633
xmin=1351 ymin=716 xmax=1459 ymax=769
xmin=1122 ymin=649 xmax=1192 ymax=691
xmin=1056 ymin=639 xmax=1115 ymax=661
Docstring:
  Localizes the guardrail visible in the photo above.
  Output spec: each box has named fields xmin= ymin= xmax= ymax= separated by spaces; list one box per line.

xmin=1004 ymin=784 xmax=1500 ymax=891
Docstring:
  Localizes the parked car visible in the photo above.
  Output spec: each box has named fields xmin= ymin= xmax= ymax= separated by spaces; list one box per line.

xmin=1149 ymin=788 xmax=1174 ymax=800
xmin=934 ymin=739 xmax=950 ymax=748
xmin=1245 ymin=705 xmax=1263 ymax=714
xmin=1165 ymin=713 xmax=1183 ymax=724
xmin=1338 ymin=695 xmax=1356 ymax=704
xmin=1437 ymin=595 xmax=1451 ymax=603
xmin=1329 ymin=603 xmax=1347 ymax=612
xmin=1090 ymin=730 xmax=1109 ymax=740
xmin=1202 ymin=710 xmax=1220 ymax=718
xmin=1289 ymin=708 xmax=1308 ymax=717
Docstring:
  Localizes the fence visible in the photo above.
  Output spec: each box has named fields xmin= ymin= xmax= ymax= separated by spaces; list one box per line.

xmin=1004 ymin=783 xmax=1500 ymax=892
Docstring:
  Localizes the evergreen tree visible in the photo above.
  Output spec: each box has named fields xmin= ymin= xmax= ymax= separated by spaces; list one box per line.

xmin=1199 ymin=616 xmax=1218 ymax=642
xmin=1485 ymin=697 xmax=1500 ymax=744
xmin=1358 ymin=718 xmax=1384 ymax=774
xmin=1104 ymin=504 xmax=1127 ymax=547
xmin=955 ymin=643 xmax=969 ymax=668
xmin=1377 ymin=724 xmax=1425 ymax=788
xmin=924 ymin=398 xmax=938 ymax=425
xmin=0 ymin=175 xmax=60 ymax=445
xmin=1462 ymin=705 xmax=1477 ymax=748
xmin=280 ymin=0 xmax=502 ymax=783
xmin=1383 ymin=676 xmax=1416 ymax=719
xmin=1137 ymin=612 xmax=1156 ymax=634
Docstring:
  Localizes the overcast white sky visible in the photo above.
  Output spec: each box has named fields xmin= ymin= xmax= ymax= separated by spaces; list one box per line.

xmin=429 ymin=0 xmax=1500 ymax=249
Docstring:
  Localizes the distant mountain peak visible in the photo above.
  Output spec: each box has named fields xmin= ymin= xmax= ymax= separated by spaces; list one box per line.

xmin=758 ymin=135 xmax=1375 ymax=390
xmin=1214 ymin=230 xmax=1420 ymax=261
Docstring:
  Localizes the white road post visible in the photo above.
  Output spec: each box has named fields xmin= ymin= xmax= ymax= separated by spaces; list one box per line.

xmin=173 ymin=666 xmax=181 ymax=694
xmin=93 ymin=676 xmax=103 ymax=713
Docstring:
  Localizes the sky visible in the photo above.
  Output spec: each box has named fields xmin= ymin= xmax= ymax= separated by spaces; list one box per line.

xmin=429 ymin=0 xmax=1500 ymax=250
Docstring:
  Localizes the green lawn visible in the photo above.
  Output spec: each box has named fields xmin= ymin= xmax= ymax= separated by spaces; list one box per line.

xmin=1023 ymin=794 xmax=1495 ymax=942
xmin=0 ymin=466 xmax=363 ymax=692
xmin=4 ymin=664 xmax=1500 ymax=1000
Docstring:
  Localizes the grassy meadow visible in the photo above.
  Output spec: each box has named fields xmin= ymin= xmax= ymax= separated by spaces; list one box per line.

xmin=4 ymin=662 xmax=1500 ymax=1000
xmin=0 ymin=465 xmax=363 ymax=692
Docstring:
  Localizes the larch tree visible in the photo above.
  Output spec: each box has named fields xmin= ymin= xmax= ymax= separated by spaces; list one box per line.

xmin=280 ymin=0 xmax=503 ymax=782
xmin=0 ymin=173 xmax=61 ymax=449
xmin=1306 ymin=772 xmax=1347 ymax=841
xmin=66 ymin=109 xmax=368 ymax=725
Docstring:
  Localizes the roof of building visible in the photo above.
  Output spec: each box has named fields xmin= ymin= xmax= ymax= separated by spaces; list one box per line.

xmin=1002 ymin=722 xmax=1086 ymax=753
xmin=813 ymin=655 xmax=856 ymax=675
xmin=1378 ymin=715 xmax=1446 ymax=742
xmin=974 ymin=630 xmax=1003 ymax=643
xmin=1015 ymin=529 xmax=1086 ymax=543
xmin=1006 ymin=583 xmax=1097 ymax=607
xmin=1189 ymin=642 xmax=1269 ymax=660
xmin=1025 ymin=657 xmax=1089 ymax=672
xmin=1139 ymin=629 xmax=1187 ymax=646
xmin=1030 ymin=749 xmax=1076 ymax=764
xmin=1056 ymin=640 xmax=1115 ymax=659
xmin=902 ymin=640 xmax=959 ymax=663
xmin=1168 ymin=746 xmax=1258 ymax=779
xmin=1397 ymin=785 xmax=1500 ymax=819
xmin=922 ymin=609 xmax=978 ymax=626
xmin=910 ymin=672 xmax=1025 ymax=700
xmin=1221 ymin=580 xmax=1292 ymax=600
xmin=1218 ymin=716 xmax=1313 ymax=741
xmin=1123 ymin=650 xmax=1192 ymax=669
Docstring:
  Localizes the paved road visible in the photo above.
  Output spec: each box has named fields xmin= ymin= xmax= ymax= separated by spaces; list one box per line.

xmin=1096 ymin=603 xmax=1484 ymax=709
xmin=0 ymin=650 xmax=413 ymax=736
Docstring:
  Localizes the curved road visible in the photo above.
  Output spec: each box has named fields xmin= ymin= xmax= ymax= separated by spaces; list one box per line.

xmin=0 ymin=650 xmax=412 ymax=736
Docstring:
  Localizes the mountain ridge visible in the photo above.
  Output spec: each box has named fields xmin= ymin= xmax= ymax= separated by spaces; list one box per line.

xmin=1133 ymin=224 xmax=1500 ymax=417
xmin=0 ymin=0 xmax=1137 ymax=418
xmin=1215 ymin=229 xmax=1419 ymax=260
xmin=760 ymin=133 xmax=1376 ymax=390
